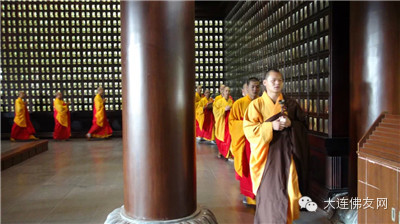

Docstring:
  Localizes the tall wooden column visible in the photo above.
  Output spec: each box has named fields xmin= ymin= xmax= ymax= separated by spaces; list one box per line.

xmin=106 ymin=1 xmax=216 ymax=223
xmin=349 ymin=1 xmax=400 ymax=196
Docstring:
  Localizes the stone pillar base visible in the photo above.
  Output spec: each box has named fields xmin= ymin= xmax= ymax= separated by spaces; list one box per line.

xmin=105 ymin=206 xmax=218 ymax=224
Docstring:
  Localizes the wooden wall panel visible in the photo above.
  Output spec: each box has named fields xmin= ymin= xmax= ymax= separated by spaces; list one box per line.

xmin=224 ymin=1 xmax=350 ymax=206
xmin=357 ymin=157 xmax=366 ymax=223
xmin=364 ymin=160 xmax=398 ymax=223
xmin=350 ymin=1 xmax=400 ymax=196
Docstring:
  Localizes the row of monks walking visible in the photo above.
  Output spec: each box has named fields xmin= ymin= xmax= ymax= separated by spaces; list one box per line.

xmin=195 ymin=69 xmax=309 ymax=224
xmin=10 ymin=87 xmax=113 ymax=141
xmin=8 ymin=69 xmax=307 ymax=223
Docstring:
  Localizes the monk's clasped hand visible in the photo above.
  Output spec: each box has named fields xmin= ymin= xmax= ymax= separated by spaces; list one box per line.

xmin=280 ymin=116 xmax=291 ymax=128
xmin=272 ymin=119 xmax=283 ymax=131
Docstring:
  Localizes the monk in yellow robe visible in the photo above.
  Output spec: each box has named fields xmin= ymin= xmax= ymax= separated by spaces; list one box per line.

xmin=213 ymin=84 xmax=225 ymax=102
xmin=195 ymin=88 xmax=215 ymax=141
xmin=10 ymin=91 xmax=38 ymax=141
xmin=195 ymin=85 xmax=202 ymax=108
xmin=213 ymin=86 xmax=234 ymax=158
xmin=86 ymin=87 xmax=113 ymax=139
xmin=53 ymin=92 xmax=71 ymax=140
xmin=244 ymin=69 xmax=308 ymax=224
xmin=229 ymin=78 xmax=260 ymax=206
xmin=214 ymin=84 xmax=233 ymax=103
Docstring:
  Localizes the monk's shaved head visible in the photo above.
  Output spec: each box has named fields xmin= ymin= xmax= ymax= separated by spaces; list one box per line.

xmin=18 ymin=91 xmax=26 ymax=98
xmin=223 ymin=86 xmax=230 ymax=100
xmin=204 ymin=88 xmax=210 ymax=98
xmin=265 ymin=69 xmax=283 ymax=80
xmin=55 ymin=91 xmax=62 ymax=98
xmin=196 ymin=85 xmax=202 ymax=94
xmin=97 ymin=86 xmax=104 ymax=95
xmin=219 ymin=84 xmax=225 ymax=93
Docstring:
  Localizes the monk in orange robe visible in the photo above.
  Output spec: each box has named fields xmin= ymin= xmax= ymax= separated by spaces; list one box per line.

xmin=229 ymin=78 xmax=260 ymax=206
xmin=213 ymin=86 xmax=234 ymax=158
xmin=195 ymin=88 xmax=214 ymax=141
xmin=53 ymin=92 xmax=71 ymax=140
xmin=244 ymin=69 xmax=308 ymax=224
xmin=195 ymin=85 xmax=202 ymax=109
xmin=10 ymin=91 xmax=38 ymax=141
xmin=86 ymin=87 xmax=113 ymax=139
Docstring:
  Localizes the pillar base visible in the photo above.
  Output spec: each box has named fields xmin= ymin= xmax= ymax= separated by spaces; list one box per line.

xmin=105 ymin=206 xmax=218 ymax=224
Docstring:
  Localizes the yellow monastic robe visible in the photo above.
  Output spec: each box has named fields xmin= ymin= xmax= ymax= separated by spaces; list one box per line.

xmin=195 ymin=92 xmax=201 ymax=108
xmin=243 ymin=92 xmax=301 ymax=223
xmin=14 ymin=97 xmax=26 ymax=127
xmin=228 ymin=95 xmax=252 ymax=177
xmin=214 ymin=94 xmax=222 ymax=103
xmin=54 ymin=98 xmax=69 ymax=127
xmin=213 ymin=97 xmax=233 ymax=141
xmin=94 ymin=94 xmax=105 ymax=127
xmin=196 ymin=96 xmax=213 ymax=130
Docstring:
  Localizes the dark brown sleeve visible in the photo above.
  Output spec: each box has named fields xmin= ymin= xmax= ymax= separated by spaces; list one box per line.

xmin=287 ymin=98 xmax=309 ymax=195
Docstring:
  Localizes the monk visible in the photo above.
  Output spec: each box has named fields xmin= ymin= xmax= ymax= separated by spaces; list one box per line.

xmin=53 ymin=92 xmax=71 ymax=140
xmin=86 ymin=87 xmax=113 ymax=139
xmin=213 ymin=84 xmax=225 ymax=102
xmin=213 ymin=86 xmax=234 ymax=158
xmin=229 ymin=77 xmax=260 ymax=206
xmin=195 ymin=85 xmax=202 ymax=108
xmin=243 ymin=69 xmax=308 ymax=224
xmin=10 ymin=91 xmax=38 ymax=141
xmin=214 ymin=84 xmax=233 ymax=103
xmin=195 ymin=88 xmax=215 ymax=141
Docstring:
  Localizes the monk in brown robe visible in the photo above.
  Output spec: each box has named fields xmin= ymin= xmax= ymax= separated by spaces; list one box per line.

xmin=244 ymin=69 xmax=308 ymax=224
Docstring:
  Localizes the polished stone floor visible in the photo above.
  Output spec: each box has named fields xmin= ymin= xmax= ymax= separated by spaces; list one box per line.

xmin=1 ymin=138 xmax=330 ymax=223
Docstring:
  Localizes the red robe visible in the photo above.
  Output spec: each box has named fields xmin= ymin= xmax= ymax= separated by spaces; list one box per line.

xmin=198 ymin=108 xmax=214 ymax=140
xmin=240 ymin=139 xmax=255 ymax=199
xmin=195 ymin=120 xmax=202 ymax=137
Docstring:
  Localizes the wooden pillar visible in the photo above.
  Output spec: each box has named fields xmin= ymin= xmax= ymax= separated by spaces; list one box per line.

xmin=349 ymin=1 xmax=400 ymax=196
xmin=106 ymin=1 xmax=216 ymax=223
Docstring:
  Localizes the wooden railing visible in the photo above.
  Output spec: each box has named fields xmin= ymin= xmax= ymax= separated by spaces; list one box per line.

xmin=358 ymin=112 xmax=400 ymax=163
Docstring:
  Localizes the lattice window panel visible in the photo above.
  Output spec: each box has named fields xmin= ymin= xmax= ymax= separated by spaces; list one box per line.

xmin=225 ymin=0 xmax=330 ymax=135
xmin=195 ymin=19 xmax=224 ymax=97
xmin=0 ymin=0 xmax=122 ymax=113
